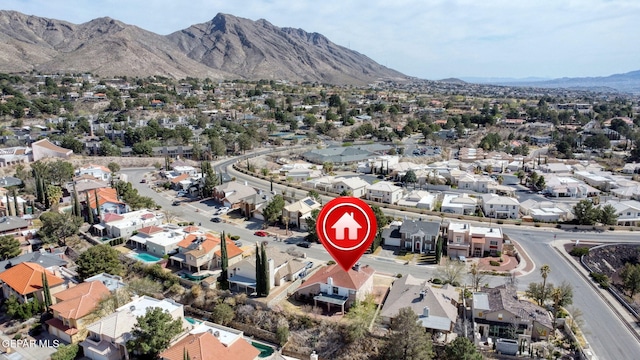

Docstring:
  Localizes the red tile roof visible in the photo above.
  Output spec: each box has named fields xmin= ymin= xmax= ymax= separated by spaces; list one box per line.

xmin=45 ymin=317 xmax=79 ymax=335
xmin=102 ymin=213 xmax=124 ymax=223
xmin=183 ymin=226 xmax=200 ymax=233
xmin=50 ymin=281 xmax=110 ymax=320
xmin=159 ymin=332 xmax=260 ymax=360
xmin=0 ymin=262 xmax=64 ymax=295
xmin=171 ymin=173 xmax=189 ymax=184
xmin=137 ymin=226 xmax=164 ymax=235
xmin=298 ymin=264 xmax=374 ymax=292
xmin=214 ymin=240 xmax=243 ymax=259
xmin=87 ymin=188 xmax=123 ymax=209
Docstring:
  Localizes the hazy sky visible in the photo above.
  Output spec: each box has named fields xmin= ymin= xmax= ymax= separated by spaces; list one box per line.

xmin=4 ymin=0 xmax=639 ymax=80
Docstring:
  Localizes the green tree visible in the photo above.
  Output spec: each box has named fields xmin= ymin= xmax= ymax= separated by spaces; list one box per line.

xmin=37 ymin=212 xmax=83 ymax=244
xmin=107 ymin=162 xmax=121 ymax=174
xmin=583 ymin=133 xmax=611 ymax=149
xmin=127 ymin=307 xmax=183 ymax=359
xmin=255 ymin=243 xmax=264 ymax=296
xmin=620 ymin=263 xmax=640 ymax=297
xmin=599 ymin=204 xmax=619 ymax=225
xmin=50 ymin=343 xmax=79 ymax=360
xmin=383 ymin=307 xmax=433 ymax=360
xmin=322 ymin=161 xmax=334 ymax=174
xmin=573 ymin=200 xmax=600 ymax=225
xmin=46 ymin=185 xmax=62 ymax=210
xmin=403 ymin=170 xmax=417 ymax=187
xmin=260 ymin=242 xmax=270 ymax=296
xmin=540 ymin=264 xmax=551 ymax=305
xmin=211 ymin=302 xmax=235 ymax=325
xmin=219 ymin=231 xmax=229 ymax=290
xmin=304 ymin=209 xmax=320 ymax=243
xmin=443 ymin=337 xmax=483 ymax=360
xmin=0 ymin=235 xmax=21 ymax=260
xmin=42 ymin=272 xmax=52 ymax=310
xmin=76 ymin=244 xmax=124 ymax=280
xmin=262 ymin=195 xmax=285 ymax=225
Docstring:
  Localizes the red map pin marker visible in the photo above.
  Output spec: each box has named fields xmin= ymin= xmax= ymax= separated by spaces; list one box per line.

xmin=316 ymin=197 xmax=378 ymax=271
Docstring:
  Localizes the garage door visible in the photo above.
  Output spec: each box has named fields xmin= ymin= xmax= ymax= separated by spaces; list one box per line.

xmin=384 ymin=237 xmax=401 ymax=247
xmin=448 ymin=248 xmax=466 ymax=258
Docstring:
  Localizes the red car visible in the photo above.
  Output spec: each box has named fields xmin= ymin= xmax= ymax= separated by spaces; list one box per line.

xmin=254 ymin=231 xmax=268 ymax=237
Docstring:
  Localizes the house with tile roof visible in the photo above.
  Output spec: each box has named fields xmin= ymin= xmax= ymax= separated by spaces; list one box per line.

xmin=472 ymin=285 xmax=552 ymax=341
xmin=46 ymin=281 xmax=111 ymax=343
xmin=76 ymin=165 xmax=112 ymax=182
xmin=480 ymin=193 xmax=520 ymax=219
xmin=282 ymin=196 xmax=322 ymax=230
xmin=0 ymin=262 xmax=66 ymax=303
xmin=331 ymin=177 xmax=369 ymax=198
xmin=446 ymin=222 xmax=504 ymax=258
xmin=397 ymin=190 xmax=437 ymax=210
xmin=80 ymin=296 xmax=185 ymax=360
xmin=441 ymin=193 xmax=478 ymax=216
xmin=93 ymin=209 xmax=162 ymax=239
xmin=83 ymin=273 xmax=126 ymax=292
xmin=380 ymin=275 xmax=458 ymax=340
xmin=87 ymin=187 xmax=128 ymax=216
xmin=295 ymin=263 xmax=375 ymax=313
xmin=128 ymin=224 xmax=186 ymax=256
xmin=228 ymin=247 xmax=307 ymax=294
xmin=31 ymin=138 xmax=73 ymax=161
xmin=170 ymin=232 xmax=244 ymax=272
xmin=398 ymin=220 xmax=441 ymax=254
xmin=160 ymin=322 xmax=260 ymax=360
xmin=603 ymin=199 xmax=640 ymax=227
xmin=213 ymin=181 xmax=257 ymax=209
xmin=366 ymin=181 xmax=404 ymax=204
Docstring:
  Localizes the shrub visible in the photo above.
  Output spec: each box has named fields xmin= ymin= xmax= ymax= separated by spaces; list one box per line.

xmin=489 ymin=260 xmax=501 ymax=267
xmin=590 ymin=272 xmax=610 ymax=289
xmin=496 ymin=251 xmax=502 ymax=257
xmin=13 ymin=333 xmax=21 ymax=340
xmin=396 ymin=273 xmax=403 ymax=278
xmin=534 ymin=223 xmax=541 ymax=227
xmin=569 ymin=247 xmax=589 ymax=257
xmin=497 ymin=220 xmax=504 ymax=224
xmin=432 ymin=278 xmax=443 ymax=284
xmin=230 ymin=235 xmax=241 ymax=240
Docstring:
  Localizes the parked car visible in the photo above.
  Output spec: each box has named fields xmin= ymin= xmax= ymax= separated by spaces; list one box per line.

xmin=217 ymin=207 xmax=230 ymax=214
xmin=297 ymin=241 xmax=311 ymax=248
xmin=172 ymin=201 xmax=180 ymax=206
xmin=177 ymin=191 xmax=187 ymax=197
xmin=254 ymin=230 xmax=268 ymax=237
xmin=305 ymin=261 xmax=314 ymax=269
xmin=211 ymin=217 xmax=221 ymax=223
xmin=140 ymin=179 xmax=147 ymax=183
xmin=234 ymin=241 xmax=242 ymax=247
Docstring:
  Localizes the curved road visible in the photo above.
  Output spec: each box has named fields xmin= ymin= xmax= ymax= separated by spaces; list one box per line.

xmin=123 ymin=151 xmax=640 ymax=360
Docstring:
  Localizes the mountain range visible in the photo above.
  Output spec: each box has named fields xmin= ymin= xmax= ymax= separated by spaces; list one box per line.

xmin=460 ymin=71 xmax=640 ymax=94
xmin=0 ymin=10 xmax=406 ymax=85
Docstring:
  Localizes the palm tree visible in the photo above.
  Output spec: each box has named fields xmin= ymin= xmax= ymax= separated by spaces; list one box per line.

xmin=540 ymin=264 xmax=551 ymax=303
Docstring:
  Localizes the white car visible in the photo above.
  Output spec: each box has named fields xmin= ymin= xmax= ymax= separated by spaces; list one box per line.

xmin=177 ymin=191 xmax=187 ymax=197
xmin=217 ymin=207 xmax=230 ymax=215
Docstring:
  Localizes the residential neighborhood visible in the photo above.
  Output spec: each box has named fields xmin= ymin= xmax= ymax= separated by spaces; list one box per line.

xmin=0 ymin=73 xmax=639 ymax=360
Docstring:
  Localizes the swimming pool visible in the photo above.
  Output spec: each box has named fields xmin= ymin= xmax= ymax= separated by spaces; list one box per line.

xmin=251 ymin=342 xmax=274 ymax=358
xmin=131 ymin=252 xmax=161 ymax=263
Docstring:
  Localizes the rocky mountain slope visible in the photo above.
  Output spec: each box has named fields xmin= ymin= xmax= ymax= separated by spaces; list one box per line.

xmin=0 ymin=10 xmax=405 ymax=84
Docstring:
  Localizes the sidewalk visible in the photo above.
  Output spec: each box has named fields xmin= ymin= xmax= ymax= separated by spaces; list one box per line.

xmin=551 ymin=240 xmax=640 ymax=346
xmin=512 ymin=239 xmax=536 ymax=277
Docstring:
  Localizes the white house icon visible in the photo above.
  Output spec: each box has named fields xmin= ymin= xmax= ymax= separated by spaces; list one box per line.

xmin=331 ymin=212 xmax=362 ymax=240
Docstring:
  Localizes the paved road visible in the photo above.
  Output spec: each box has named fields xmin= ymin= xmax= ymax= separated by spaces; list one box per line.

xmin=123 ymin=153 xmax=640 ymax=360
xmin=505 ymin=229 xmax=640 ymax=360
